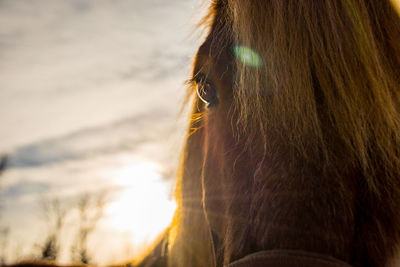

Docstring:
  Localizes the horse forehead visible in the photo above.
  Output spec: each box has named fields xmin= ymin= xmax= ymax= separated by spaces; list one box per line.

xmin=197 ymin=34 xmax=225 ymax=60
xmin=198 ymin=37 xmax=212 ymax=57
xmin=195 ymin=40 xmax=231 ymax=82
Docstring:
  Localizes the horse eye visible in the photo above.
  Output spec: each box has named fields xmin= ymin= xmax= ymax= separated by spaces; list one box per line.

xmin=196 ymin=78 xmax=218 ymax=108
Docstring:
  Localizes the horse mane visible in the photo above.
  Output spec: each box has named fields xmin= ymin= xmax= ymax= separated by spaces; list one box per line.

xmin=166 ymin=1 xmax=400 ymax=266
xmin=226 ymin=1 xmax=400 ymax=264
xmin=229 ymin=0 xmax=400 ymax=188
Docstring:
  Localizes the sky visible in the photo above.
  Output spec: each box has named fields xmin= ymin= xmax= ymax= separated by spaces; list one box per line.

xmin=0 ymin=0 xmax=204 ymax=264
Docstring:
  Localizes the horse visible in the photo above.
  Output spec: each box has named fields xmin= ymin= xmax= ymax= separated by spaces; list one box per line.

xmin=135 ymin=0 xmax=400 ymax=266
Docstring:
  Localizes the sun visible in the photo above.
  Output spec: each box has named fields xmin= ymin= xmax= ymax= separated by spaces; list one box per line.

xmin=104 ymin=158 xmax=176 ymax=245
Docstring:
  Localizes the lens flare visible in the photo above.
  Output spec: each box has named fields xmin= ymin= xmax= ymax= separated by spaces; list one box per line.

xmin=232 ymin=45 xmax=263 ymax=68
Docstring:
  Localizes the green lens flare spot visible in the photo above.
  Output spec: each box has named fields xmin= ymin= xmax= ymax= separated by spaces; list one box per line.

xmin=232 ymin=45 xmax=263 ymax=68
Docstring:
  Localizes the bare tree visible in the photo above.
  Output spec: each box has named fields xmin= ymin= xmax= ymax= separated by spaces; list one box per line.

xmin=0 ymin=155 xmax=8 ymax=266
xmin=37 ymin=197 xmax=69 ymax=261
xmin=0 ymin=155 xmax=8 ymax=216
xmin=0 ymin=227 xmax=9 ymax=266
xmin=70 ymin=192 xmax=107 ymax=265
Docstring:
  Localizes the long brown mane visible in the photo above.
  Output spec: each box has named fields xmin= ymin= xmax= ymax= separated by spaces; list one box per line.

xmin=141 ymin=1 xmax=400 ymax=267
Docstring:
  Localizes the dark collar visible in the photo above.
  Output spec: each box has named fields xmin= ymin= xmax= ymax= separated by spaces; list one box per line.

xmin=225 ymin=250 xmax=353 ymax=267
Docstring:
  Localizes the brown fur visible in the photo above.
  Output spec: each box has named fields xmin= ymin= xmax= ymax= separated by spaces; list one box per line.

xmin=139 ymin=1 xmax=400 ymax=267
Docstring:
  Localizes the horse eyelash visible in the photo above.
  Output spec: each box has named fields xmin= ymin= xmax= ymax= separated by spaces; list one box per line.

xmin=185 ymin=77 xmax=196 ymax=87
xmin=185 ymin=77 xmax=201 ymax=96
xmin=185 ymin=75 xmax=206 ymax=96
xmin=188 ymin=71 xmax=210 ymax=85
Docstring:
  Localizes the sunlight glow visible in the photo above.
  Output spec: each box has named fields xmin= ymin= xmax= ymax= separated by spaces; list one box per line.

xmin=104 ymin=158 xmax=176 ymax=245
xmin=391 ymin=0 xmax=400 ymax=16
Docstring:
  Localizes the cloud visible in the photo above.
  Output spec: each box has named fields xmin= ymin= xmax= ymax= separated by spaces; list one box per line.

xmin=1 ymin=180 xmax=50 ymax=200
xmin=7 ymin=108 xmax=183 ymax=170
xmin=0 ymin=0 xmax=200 ymax=152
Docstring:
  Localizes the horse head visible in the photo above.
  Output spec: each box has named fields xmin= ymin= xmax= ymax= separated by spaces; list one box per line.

xmin=141 ymin=1 xmax=400 ymax=266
